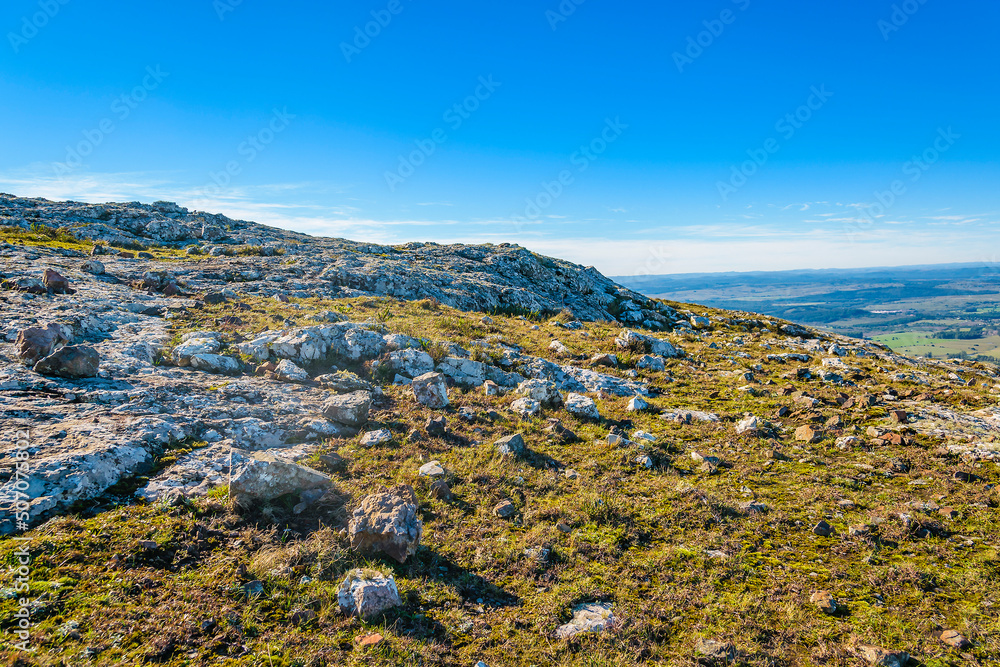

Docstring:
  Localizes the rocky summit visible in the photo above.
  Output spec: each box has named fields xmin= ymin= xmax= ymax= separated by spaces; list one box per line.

xmin=0 ymin=194 xmax=998 ymax=666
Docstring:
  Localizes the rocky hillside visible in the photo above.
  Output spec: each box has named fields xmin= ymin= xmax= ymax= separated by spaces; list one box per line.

xmin=0 ymin=195 xmax=998 ymax=666
xmin=0 ymin=194 xmax=674 ymax=325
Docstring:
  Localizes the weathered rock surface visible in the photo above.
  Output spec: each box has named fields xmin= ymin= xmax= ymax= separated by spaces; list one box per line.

xmin=228 ymin=450 xmax=331 ymax=505
xmin=411 ymin=372 xmax=449 ymax=408
xmin=337 ymin=569 xmax=402 ymax=619
xmin=347 ymin=485 xmax=422 ymax=563
xmin=33 ymin=345 xmax=100 ymax=378
xmin=322 ymin=391 xmax=372 ymax=428
xmin=554 ymin=602 xmax=615 ymax=639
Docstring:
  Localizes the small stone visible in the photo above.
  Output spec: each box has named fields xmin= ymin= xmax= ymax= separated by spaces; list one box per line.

xmin=939 ymin=630 xmax=971 ymax=649
xmin=483 ymin=380 xmax=501 ymax=396
xmin=564 ymin=469 xmax=578 ymax=480
xmin=229 ymin=450 xmax=332 ymax=505
xmin=338 ymin=569 xmax=401 ymax=619
xmin=810 ymin=590 xmax=838 ymax=614
xmin=635 ymin=455 xmax=653 ymax=468
xmin=813 ymin=520 xmax=834 ymax=537
xmin=15 ymin=323 xmax=72 ymax=365
xmin=554 ymin=602 xmax=615 ymax=639
xmin=795 ymin=425 xmax=823 ymax=443
xmin=243 ymin=580 xmax=264 ymax=597
xmin=290 ymin=609 xmax=317 ymax=625
xmin=274 ymin=359 xmax=310 ymax=382
xmin=695 ymin=638 xmax=737 ymax=664
xmin=626 ymin=395 xmax=650 ymax=412
xmin=889 ymin=409 xmax=909 ymax=424
xmin=590 ymin=353 xmax=617 ymax=367
xmin=356 ymin=632 xmax=384 ymax=648
xmin=493 ymin=500 xmax=517 ymax=518
xmin=856 ymin=645 xmax=909 ymax=667
xmin=425 ymin=416 xmax=447 ymax=436
xmin=735 ymin=415 xmax=760 ymax=435
xmin=418 ymin=461 xmax=445 ymax=478
xmin=81 ymin=259 xmax=105 ymax=275
xmin=495 ymin=434 xmax=526 ymax=457
xmin=428 ymin=479 xmax=451 ymax=500
xmin=321 ymin=391 xmax=371 ymax=428
xmin=360 ymin=429 xmax=392 ymax=447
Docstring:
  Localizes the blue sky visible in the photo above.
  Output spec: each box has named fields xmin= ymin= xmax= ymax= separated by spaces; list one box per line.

xmin=1 ymin=0 xmax=998 ymax=275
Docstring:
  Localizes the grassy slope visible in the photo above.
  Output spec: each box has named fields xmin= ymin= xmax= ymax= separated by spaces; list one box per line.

xmin=1 ymin=295 xmax=998 ymax=666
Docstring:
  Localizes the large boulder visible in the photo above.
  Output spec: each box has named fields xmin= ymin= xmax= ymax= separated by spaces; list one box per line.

xmin=411 ymin=372 xmax=449 ymax=408
xmin=337 ymin=569 xmax=402 ymax=619
xmin=15 ymin=323 xmax=73 ymax=365
xmin=322 ymin=391 xmax=371 ymax=427
xmin=348 ymin=485 xmax=422 ymax=563
xmin=33 ymin=345 xmax=99 ymax=378
xmin=228 ymin=450 xmax=332 ymax=505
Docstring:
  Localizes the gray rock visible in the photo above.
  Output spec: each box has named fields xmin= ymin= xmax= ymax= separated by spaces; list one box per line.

xmin=348 ymin=485 xmax=422 ymax=563
xmin=516 ymin=378 xmax=563 ymax=407
xmin=565 ymin=393 xmax=600 ymax=420
xmin=695 ymin=638 xmax=737 ymax=664
xmin=495 ymin=434 xmax=526 ymax=457
xmin=386 ymin=348 xmax=434 ymax=377
xmin=554 ymin=602 xmax=615 ymax=639
xmin=33 ymin=345 xmax=99 ymax=378
xmin=337 ymin=569 xmax=402 ymax=619
xmin=322 ymin=391 xmax=371 ymax=427
xmin=81 ymin=259 xmax=105 ymax=275
xmin=360 ymin=428 xmax=392 ymax=447
xmin=418 ymin=460 xmax=445 ymax=477
xmin=228 ymin=450 xmax=331 ymax=505
xmin=411 ymin=372 xmax=449 ymax=408
xmin=274 ymin=359 xmax=310 ymax=382
xmin=510 ymin=397 xmax=540 ymax=418
xmin=188 ymin=354 xmax=241 ymax=375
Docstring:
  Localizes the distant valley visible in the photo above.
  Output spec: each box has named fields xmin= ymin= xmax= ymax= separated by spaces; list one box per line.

xmin=616 ymin=262 xmax=1000 ymax=365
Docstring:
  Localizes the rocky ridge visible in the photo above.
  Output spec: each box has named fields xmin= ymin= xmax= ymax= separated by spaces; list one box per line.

xmin=0 ymin=193 xmax=998 ymax=666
